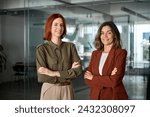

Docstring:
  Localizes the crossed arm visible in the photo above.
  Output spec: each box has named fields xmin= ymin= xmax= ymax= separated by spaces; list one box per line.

xmin=38 ymin=61 xmax=81 ymax=77
xmin=84 ymin=49 xmax=127 ymax=88
xmin=84 ymin=67 xmax=117 ymax=80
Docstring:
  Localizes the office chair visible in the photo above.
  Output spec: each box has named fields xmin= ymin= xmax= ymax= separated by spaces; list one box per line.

xmin=12 ymin=62 xmax=27 ymax=82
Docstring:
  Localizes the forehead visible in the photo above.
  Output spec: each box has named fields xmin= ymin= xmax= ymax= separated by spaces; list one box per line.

xmin=52 ymin=17 xmax=63 ymax=24
xmin=101 ymin=25 xmax=112 ymax=31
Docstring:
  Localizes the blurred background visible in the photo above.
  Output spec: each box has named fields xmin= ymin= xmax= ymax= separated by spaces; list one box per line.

xmin=0 ymin=0 xmax=150 ymax=100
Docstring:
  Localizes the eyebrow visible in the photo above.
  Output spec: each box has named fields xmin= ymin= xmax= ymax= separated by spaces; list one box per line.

xmin=53 ymin=22 xmax=63 ymax=25
xmin=101 ymin=30 xmax=112 ymax=32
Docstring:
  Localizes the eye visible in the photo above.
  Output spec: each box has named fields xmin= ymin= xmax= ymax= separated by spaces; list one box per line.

xmin=60 ymin=23 xmax=64 ymax=27
xmin=100 ymin=32 xmax=104 ymax=35
xmin=107 ymin=31 xmax=113 ymax=35
xmin=54 ymin=23 xmax=58 ymax=26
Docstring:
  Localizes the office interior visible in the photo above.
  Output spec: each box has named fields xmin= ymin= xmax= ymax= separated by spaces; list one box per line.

xmin=0 ymin=0 xmax=150 ymax=100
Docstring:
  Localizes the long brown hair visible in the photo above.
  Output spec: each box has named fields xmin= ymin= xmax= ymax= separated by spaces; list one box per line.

xmin=94 ymin=21 xmax=122 ymax=50
xmin=43 ymin=13 xmax=67 ymax=40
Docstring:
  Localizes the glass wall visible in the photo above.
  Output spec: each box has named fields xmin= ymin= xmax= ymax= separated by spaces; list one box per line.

xmin=0 ymin=0 xmax=150 ymax=99
xmin=26 ymin=0 xmax=150 ymax=72
xmin=25 ymin=0 xmax=150 ymax=99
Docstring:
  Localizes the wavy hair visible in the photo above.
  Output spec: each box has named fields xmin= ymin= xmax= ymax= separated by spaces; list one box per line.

xmin=94 ymin=21 xmax=122 ymax=50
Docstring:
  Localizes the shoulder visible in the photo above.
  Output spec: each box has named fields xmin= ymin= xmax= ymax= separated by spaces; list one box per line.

xmin=62 ymin=41 xmax=76 ymax=49
xmin=90 ymin=49 xmax=102 ymax=58
xmin=92 ymin=49 xmax=101 ymax=55
xmin=63 ymin=41 xmax=75 ymax=46
xmin=115 ymin=48 xmax=127 ymax=57
xmin=116 ymin=48 xmax=127 ymax=53
xmin=36 ymin=42 xmax=48 ymax=51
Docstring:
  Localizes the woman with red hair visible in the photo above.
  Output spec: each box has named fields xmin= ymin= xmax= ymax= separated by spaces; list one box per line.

xmin=36 ymin=13 xmax=82 ymax=100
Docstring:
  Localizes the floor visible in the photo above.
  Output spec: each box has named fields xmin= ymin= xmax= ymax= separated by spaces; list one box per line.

xmin=0 ymin=74 xmax=150 ymax=100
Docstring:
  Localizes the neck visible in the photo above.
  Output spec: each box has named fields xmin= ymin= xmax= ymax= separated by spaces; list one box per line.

xmin=103 ymin=45 xmax=113 ymax=53
xmin=51 ymin=37 xmax=61 ymax=46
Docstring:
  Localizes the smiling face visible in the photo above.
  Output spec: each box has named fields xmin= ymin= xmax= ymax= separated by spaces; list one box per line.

xmin=51 ymin=17 xmax=64 ymax=39
xmin=100 ymin=25 xmax=114 ymax=47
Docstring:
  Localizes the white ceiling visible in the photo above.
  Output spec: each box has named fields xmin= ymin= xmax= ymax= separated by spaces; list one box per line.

xmin=0 ymin=0 xmax=150 ymax=23
xmin=35 ymin=0 xmax=150 ymax=23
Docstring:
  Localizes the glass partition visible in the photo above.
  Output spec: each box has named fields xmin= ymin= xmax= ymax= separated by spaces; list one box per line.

xmin=0 ymin=0 xmax=150 ymax=100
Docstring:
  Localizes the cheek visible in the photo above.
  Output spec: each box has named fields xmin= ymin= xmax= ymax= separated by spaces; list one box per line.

xmin=50 ymin=28 xmax=53 ymax=32
xmin=61 ymin=28 xmax=64 ymax=32
xmin=110 ymin=37 xmax=114 ymax=41
xmin=109 ymin=39 xmax=114 ymax=44
xmin=108 ymin=35 xmax=113 ymax=41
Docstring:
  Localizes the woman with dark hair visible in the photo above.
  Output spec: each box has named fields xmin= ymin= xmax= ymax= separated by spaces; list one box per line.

xmin=84 ymin=21 xmax=128 ymax=100
xmin=36 ymin=13 xmax=82 ymax=100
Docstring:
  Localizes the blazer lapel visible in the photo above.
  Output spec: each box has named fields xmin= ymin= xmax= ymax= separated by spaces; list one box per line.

xmin=94 ymin=50 xmax=102 ymax=75
xmin=102 ymin=48 xmax=116 ymax=75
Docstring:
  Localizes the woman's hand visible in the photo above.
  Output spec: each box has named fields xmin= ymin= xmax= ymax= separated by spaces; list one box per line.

xmin=84 ymin=71 xmax=93 ymax=80
xmin=84 ymin=67 xmax=117 ymax=81
xmin=111 ymin=67 xmax=117 ymax=75
xmin=71 ymin=62 xmax=81 ymax=69
xmin=38 ymin=67 xmax=49 ymax=75
xmin=38 ymin=67 xmax=60 ymax=77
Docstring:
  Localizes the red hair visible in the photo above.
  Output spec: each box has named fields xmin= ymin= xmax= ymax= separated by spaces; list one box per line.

xmin=43 ymin=13 xmax=67 ymax=40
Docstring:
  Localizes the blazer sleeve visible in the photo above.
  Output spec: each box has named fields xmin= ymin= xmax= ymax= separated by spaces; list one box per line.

xmin=86 ymin=49 xmax=127 ymax=88
xmin=58 ymin=43 xmax=83 ymax=82
xmin=85 ymin=51 xmax=96 ymax=87
xmin=36 ymin=46 xmax=57 ymax=83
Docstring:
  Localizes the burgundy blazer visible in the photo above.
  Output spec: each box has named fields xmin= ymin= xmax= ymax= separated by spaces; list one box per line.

xmin=85 ymin=48 xmax=128 ymax=100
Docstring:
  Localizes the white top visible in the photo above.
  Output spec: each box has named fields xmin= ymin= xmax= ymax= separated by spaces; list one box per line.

xmin=99 ymin=52 xmax=108 ymax=75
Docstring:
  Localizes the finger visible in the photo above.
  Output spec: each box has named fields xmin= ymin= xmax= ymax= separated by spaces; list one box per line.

xmin=76 ymin=64 xmax=80 ymax=67
xmin=75 ymin=63 xmax=80 ymax=66
xmin=73 ymin=62 xmax=78 ymax=64
xmin=84 ymin=74 xmax=88 ymax=79
xmin=84 ymin=72 xmax=88 ymax=76
xmin=38 ymin=68 xmax=42 ymax=72
xmin=85 ymin=71 xmax=90 ymax=74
